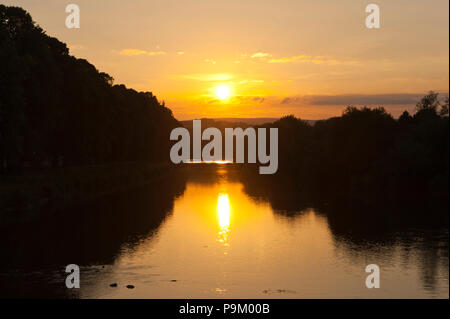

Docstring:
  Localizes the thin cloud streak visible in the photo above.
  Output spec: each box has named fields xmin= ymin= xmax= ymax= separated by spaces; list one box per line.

xmin=180 ymin=73 xmax=233 ymax=81
xmin=280 ymin=93 xmax=449 ymax=106
xmin=119 ymin=49 xmax=167 ymax=56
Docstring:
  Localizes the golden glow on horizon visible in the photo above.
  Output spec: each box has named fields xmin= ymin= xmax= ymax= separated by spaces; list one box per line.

xmin=185 ymin=160 xmax=231 ymax=164
xmin=215 ymin=85 xmax=231 ymax=100
xmin=43 ymin=0 xmax=446 ymax=120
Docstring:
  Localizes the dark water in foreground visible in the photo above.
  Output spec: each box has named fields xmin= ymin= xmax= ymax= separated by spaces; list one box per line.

xmin=0 ymin=165 xmax=448 ymax=298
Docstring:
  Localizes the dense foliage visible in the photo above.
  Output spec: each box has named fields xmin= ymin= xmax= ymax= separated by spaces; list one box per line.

xmin=0 ymin=5 xmax=179 ymax=172
xmin=245 ymin=92 xmax=449 ymax=216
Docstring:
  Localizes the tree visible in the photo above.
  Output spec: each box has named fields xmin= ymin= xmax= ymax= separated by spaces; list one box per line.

xmin=440 ymin=96 xmax=449 ymax=117
xmin=0 ymin=5 xmax=179 ymax=172
xmin=415 ymin=91 xmax=440 ymax=112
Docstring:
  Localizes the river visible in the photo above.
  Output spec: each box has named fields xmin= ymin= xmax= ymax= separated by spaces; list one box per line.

xmin=0 ymin=164 xmax=448 ymax=298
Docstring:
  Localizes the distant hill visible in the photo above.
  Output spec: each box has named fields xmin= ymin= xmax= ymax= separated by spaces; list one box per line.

xmin=181 ymin=118 xmax=317 ymax=127
xmin=208 ymin=118 xmax=279 ymax=125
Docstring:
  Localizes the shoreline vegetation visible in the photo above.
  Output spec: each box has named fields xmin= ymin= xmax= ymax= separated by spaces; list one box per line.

xmin=0 ymin=162 xmax=181 ymax=222
xmin=0 ymin=6 xmax=448 ymax=223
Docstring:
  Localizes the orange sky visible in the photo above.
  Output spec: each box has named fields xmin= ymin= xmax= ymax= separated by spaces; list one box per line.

xmin=4 ymin=0 xmax=449 ymax=120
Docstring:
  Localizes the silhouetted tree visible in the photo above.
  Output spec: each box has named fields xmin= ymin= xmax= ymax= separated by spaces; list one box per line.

xmin=0 ymin=5 xmax=179 ymax=173
xmin=416 ymin=91 xmax=440 ymax=112
xmin=239 ymin=95 xmax=448 ymax=218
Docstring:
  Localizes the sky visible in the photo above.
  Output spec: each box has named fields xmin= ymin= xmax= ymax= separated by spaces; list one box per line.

xmin=3 ymin=0 xmax=449 ymax=120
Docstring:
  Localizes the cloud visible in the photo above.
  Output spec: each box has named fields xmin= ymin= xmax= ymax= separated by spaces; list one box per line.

xmin=181 ymin=73 xmax=233 ymax=81
xmin=281 ymin=97 xmax=298 ymax=104
xmin=119 ymin=49 xmax=167 ymax=56
xmin=232 ymin=95 xmax=267 ymax=104
xmin=198 ymin=95 xmax=267 ymax=106
xmin=147 ymin=51 xmax=167 ymax=56
xmin=268 ymin=55 xmax=356 ymax=65
xmin=204 ymin=59 xmax=217 ymax=64
xmin=306 ymin=94 xmax=427 ymax=106
xmin=177 ymin=51 xmax=185 ymax=55
xmin=237 ymin=79 xmax=264 ymax=84
xmin=238 ymin=52 xmax=356 ymax=65
xmin=251 ymin=52 xmax=271 ymax=58
xmin=268 ymin=55 xmax=309 ymax=63
xmin=279 ymin=93 xmax=438 ymax=106
xmin=252 ymin=96 xmax=265 ymax=103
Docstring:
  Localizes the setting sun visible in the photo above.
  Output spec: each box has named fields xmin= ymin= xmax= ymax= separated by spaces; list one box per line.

xmin=216 ymin=85 xmax=231 ymax=100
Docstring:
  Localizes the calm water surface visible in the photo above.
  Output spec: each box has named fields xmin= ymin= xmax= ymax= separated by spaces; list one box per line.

xmin=82 ymin=166 xmax=448 ymax=298
xmin=1 ymin=165 xmax=448 ymax=298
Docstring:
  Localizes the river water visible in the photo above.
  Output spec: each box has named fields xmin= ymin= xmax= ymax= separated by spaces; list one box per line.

xmin=0 ymin=165 xmax=448 ymax=298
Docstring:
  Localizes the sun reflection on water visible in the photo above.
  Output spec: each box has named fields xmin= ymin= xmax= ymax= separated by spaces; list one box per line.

xmin=217 ymin=193 xmax=231 ymax=246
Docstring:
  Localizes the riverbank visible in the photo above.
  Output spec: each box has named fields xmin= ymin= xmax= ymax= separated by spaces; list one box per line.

xmin=0 ymin=163 xmax=178 ymax=222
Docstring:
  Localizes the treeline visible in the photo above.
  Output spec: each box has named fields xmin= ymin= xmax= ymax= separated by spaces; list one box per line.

xmin=241 ymin=92 xmax=449 ymax=217
xmin=0 ymin=5 xmax=179 ymax=173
